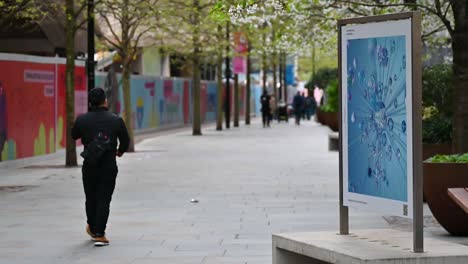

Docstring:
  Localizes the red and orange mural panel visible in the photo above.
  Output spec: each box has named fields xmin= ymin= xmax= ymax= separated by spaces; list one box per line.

xmin=0 ymin=54 xmax=86 ymax=161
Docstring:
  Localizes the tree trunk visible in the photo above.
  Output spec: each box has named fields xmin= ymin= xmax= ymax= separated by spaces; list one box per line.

xmin=192 ymin=0 xmax=202 ymax=135
xmin=106 ymin=64 xmax=119 ymax=114
xmin=65 ymin=0 xmax=77 ymax=167
xmin=216 ymin=25 xmax=223 ymax=131
xmin=192 ymin=54 xmax=202 ymax=135
xmin=272 ymin=29 xmax=277 ymax=100
xmin=225 ymin=22 xmax=231 ymax=129
xmin=279 ymin=51 xmax=283 ymax=101
xmin=272 ymin=53 xmax=277 ymax=100
xmin=312 ymin=43 xmax=316 ymax=83
xmin=234 ymin=74 xmax=239 ymax=127
xmin=122 ymin=63 xmax=135 ymax=151
xmin=262 ymin=31 xmax=267 ymax=91
xmin=245 ymin=43 xmax=251 ymax=125
xmin=283 ymin=52 xmax=288 ymax=103
xmin=121 ymin=0 xmax=134 ymax=151
xmin=451 ymin=13 xmax=468 ymax=153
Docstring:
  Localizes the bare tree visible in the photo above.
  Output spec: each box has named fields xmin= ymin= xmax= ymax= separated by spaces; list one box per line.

xmin=96 ymin=0 xmax=160 ymax=151
xmin=158 ymin=0 xmax=217 ymax=136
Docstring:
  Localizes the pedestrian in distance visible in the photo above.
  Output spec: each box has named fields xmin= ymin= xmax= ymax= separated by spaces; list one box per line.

xmin=72 ymin=87 xmax=130 ymax=247
xmin=301 ymin=92 xmax=307 ymax=120
xmin=293 ymin=91 xmax=304 ymax=125
xmin=269 ymin=95 xmax=276 ymax=122
xmin=305 ymin=93 xmax=317 ymax=120
xmin=260 ymin=89 xmax=271 ymax=128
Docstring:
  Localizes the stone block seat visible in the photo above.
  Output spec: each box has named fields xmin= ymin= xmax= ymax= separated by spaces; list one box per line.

xmin=273 ymin=229 xmax=468 ymax=264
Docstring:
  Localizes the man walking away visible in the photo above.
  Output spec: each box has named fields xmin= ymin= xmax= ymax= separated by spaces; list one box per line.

xmin=293 ymin=91 xmax=304 ymax=125
xmin=260 ymin=89 xmax=271 ymax=128
xmin=305 ymin=93 xmax=317 ymax=120
xmin=72 ymin=88 xmax=130 ymax=247
xmin=301 ymin=92 xmax=307 ymax=120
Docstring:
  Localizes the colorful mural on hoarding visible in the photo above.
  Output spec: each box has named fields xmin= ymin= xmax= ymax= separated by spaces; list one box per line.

xmin=57 ymin=64 xmax=88 ymax=149
xmin=95 ymin=74 xmax=257 ymax=133
xmin=0 ymin=54 xmax=86 ymax=161
xmin=0 ymin=53 xmax=260 ymax=162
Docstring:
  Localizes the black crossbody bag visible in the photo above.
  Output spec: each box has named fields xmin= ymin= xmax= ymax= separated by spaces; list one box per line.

xmin=80 ymin=130 xmax=111 ymax=165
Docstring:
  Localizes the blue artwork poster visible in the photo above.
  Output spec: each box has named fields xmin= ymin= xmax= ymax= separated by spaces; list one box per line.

xmin=342 ymin=19 xmax=413 ymax=218
xmin=347 ymin=36 xmax=407 ymax=201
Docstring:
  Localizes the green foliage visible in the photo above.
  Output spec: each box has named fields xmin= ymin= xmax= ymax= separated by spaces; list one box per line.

xmin=320 ymin=78 xmax=338 ymax=113
xmin=430 ymin=153 xmax=468 ymax=163
xmin=421 ymin=64 xmax=453 ymax=144
xmin=422 ymin=64 xmax=453 ymax=118
xmin=298 ymin=50 xmax=338 ymax=82
xmin=0 ymin=0 xmax=44 ymax=29
xmin=209 ymin=3 xmax=230 ymax=22
xmin=423 ymin=116 xmax=452 ymax=144
xmin=305 ymin=67 xmax=338 ymax=90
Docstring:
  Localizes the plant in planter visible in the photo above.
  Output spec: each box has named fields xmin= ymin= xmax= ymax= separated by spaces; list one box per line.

xmin=305 ymin=67 xmax=338 ymax=92
xmin=422 ymin=64 xmax=453 ymax=159
xmin=423 ymin=154 xmax=468 ymax=236
xmin=320 ymin=79 xmax=339 ymax=131
xmin=422 ymin=113 xmax=452 ymax=160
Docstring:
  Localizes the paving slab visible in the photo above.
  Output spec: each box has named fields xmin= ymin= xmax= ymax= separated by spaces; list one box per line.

xmin=0 ymin=119 xmax=466 ymax=264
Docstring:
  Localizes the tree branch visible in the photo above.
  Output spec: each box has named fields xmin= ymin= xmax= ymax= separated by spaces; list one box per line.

xmin=434 ymin=0 xmax=454 ymax=36
xmin=422 ymin=24 xmax=447 ymax=39
xmin=97 ymin=11 xmax=123 ymax=47
xmin=346 ymin=7 xmax=369 ymax=16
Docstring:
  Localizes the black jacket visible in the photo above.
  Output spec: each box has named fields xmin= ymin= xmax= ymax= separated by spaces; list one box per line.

xmin=260 ymin=94 xmax=271 ymax=112
xmin=72 ymin=107 xmax=130 ymax=163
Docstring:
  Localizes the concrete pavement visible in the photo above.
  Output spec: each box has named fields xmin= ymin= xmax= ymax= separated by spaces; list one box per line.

xmin=0 ymin=118 xmax=464 ymax=264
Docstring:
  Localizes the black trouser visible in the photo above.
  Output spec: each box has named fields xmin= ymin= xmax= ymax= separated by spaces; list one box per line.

xmin=295 ymin=111 xmax=301 ymax=125
xmin=82 ymin=162 xmax=118 ymax=236
xmin=262 ymin=111 xmax=270 ymax=127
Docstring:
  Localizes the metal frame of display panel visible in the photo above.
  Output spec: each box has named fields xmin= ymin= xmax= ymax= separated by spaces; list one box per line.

xmin=338 ymin=12 xmax=423 ymax=253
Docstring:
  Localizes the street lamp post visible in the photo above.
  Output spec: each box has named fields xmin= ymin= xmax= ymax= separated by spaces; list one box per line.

xmin=87 ymin=0 xmax=95 ymax=94
xmin=225 ymin=21 xmax=231 ymax=129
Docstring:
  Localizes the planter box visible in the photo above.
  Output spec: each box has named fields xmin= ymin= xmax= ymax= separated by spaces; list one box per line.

xmin=321 ymin=111 xmax=338 ymax=132
xmin=422 ymin=143 xmax=452 ymax=160
xmin=316 ymin=108 xmax=325 ymax=124
xmin=423 ymin=161 xmax=468 ymax=236
xmin=316 ymin=109 xmax=339 ymax=131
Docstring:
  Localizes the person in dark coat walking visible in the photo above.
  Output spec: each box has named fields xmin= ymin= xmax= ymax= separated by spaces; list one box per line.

xmin=72 ymin=88 xmax=130 ymax=247
xmin=305 ymin=93 xmax=317 ymax=120
xmin=293 ymin=91 xmax=304 ymax=125
xmin=301 ymin=92 xmax=307 ymax=120
xmin=260 ymin=89 xmax=271 ymax=127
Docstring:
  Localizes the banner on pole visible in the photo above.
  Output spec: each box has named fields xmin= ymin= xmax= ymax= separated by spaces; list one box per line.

xmin=233 ymin=32 xmax=248 ymax=74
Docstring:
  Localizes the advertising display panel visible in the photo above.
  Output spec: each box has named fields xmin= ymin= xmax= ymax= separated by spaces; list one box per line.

xmin=341 ymin=19 xmax=414 ymax=218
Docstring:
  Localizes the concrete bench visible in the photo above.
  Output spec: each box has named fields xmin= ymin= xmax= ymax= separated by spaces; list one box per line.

xmin=273 ymin=229 xmax=468 ymax=264
xmin=328 ymin=132 xmax=339 ymax=151
xmin=448 ymin=188 xmax=468 ymax=214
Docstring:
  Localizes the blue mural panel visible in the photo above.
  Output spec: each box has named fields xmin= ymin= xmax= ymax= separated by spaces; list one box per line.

xmin=206 ymin=82 xmax=217 ymax=122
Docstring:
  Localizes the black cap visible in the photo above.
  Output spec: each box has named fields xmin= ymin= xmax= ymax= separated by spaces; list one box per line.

xmin=89 ymin=87 xmax=106 ymax=107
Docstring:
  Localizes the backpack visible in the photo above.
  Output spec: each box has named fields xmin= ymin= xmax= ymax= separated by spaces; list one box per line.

xmin=80 ymin=130 xmax=111 ymax=165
